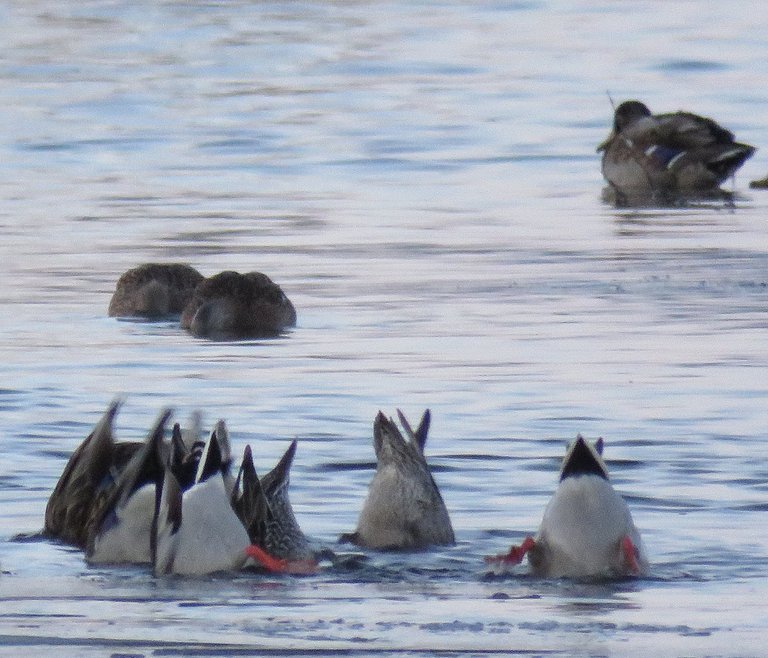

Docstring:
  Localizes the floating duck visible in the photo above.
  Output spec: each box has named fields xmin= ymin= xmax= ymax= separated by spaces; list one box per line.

xmin=486 ymin=436 xmax=648 ymax=579
xmin=340 ymin=409 xmax=455 ymax=550
xmin=108 ymin=263 xmax=204 ymax=318
xmin=154 ymin=428 xmax=315 ymax=576
xmin=45 ymin=405 xmax=316 ymax=576
xmin=180 ymin=270 xmax=296 ymax=339
xmin=45 ymin=402 xmax=228 ymax=566
xmin=597 ymin=100 xmax=755 ymax=204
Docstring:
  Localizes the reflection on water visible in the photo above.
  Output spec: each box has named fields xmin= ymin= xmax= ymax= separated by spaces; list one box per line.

xmin=1 ymin=0 xmax=768 ymax=655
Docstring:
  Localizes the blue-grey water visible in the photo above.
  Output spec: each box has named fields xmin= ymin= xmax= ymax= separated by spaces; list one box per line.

xmin=1 ymin=1 xmax=768 ymax=655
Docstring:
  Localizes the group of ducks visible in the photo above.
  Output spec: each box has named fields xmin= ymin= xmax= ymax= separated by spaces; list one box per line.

xmin=65 ymin=96 xmax=756 ymax=579
xmin=108 ymin=264 xmax=296 ymax=340
xmin=43 ymin=401 xmax=648 ymax=580
xmin=105 ymin=100 xmax=762 ymax=340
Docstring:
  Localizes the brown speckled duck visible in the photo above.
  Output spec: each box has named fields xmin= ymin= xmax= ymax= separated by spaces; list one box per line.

xmin=598 ymin=100 xmax=755 ymax=205
xmin=180 ymin=270 xmax=296 ymax=339
xmin=341 ymin=409 xmax=455 ymax=550
xmin=44 ymin=400 xmax=170 ymax=564
xmin=108 ymin=263 xmax=204 ymax=318
xmin=485 ymin=436 xmax=648 ymax=579
xmin=234 ymin=442 xmax=318 ymax=574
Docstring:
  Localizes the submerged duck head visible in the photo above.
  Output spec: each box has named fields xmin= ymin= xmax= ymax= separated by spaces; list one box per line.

xmin=44 ymin=401 xmax=175 ymax=566
xmin=86 ymin=408 xmax=170 ymax=565
xmin=233 ymin=441 xmax=312 ymax=563
xmin=153 ymin=423 xmax=249 ymax=576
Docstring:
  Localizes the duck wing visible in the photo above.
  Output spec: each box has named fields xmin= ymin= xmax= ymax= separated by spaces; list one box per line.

xmin=85 ymin=409 xmax=170 ymax=557
xmin=231 ymin=444 xmax=272 ymax=545
xmin=651 ymin=111 xmax=735 ymax=149
xmin=44 ymin=400 xmax=129 ymax=547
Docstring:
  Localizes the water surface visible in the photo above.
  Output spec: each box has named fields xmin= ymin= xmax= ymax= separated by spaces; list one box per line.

xmin=2 ymin=1 xmax=768 ymax=655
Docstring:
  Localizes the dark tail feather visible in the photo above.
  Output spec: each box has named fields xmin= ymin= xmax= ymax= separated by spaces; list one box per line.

xmin=708 ymin=143 xmax=756 ymax=180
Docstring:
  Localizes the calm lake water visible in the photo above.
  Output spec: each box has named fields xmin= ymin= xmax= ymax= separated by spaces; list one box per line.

xmin=2 ymin=1 xmax=768 ymax=656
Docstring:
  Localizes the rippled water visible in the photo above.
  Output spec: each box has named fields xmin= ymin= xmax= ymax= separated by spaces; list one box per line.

xmin=2 ymin=1 xmax=768 ymax=655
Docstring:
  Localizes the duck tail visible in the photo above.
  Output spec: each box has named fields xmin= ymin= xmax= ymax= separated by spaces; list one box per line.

xmin=708 ymin=143 xmax=756 ymax=180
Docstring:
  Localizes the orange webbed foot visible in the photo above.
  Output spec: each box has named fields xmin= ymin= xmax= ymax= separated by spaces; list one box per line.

xmin=484 ymin=535 xmax=536 ymax=568
xmin=620 ymin=535 xmax=640 ymax=575
xmin=245 ymin=545 xmax=318 ymax=575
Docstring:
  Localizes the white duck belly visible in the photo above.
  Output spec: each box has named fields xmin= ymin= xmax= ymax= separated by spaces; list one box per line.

xmin=533 ymin=474 xmax=646 ymax=578
xmin=87 ymin=483 xmax=156 ymax=564
xmin=156 ymin=474 xmax=250 ymax=576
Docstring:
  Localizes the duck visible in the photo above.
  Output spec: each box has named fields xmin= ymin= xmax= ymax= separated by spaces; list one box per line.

xmin=154 ymin=424 xmax=251 ymax=576
xmin=180 ymin=270 xmax=296 ymax=339
xmin=44 ymin=400 xmax=143 ymax=548
xmin=597 ymin=99 xmax=755 ymax=205
xmin=340 ymin=409 xmax=455 ymax=550
xmin=108 ymin=263 xmax=204 ymax=318
xmin=85 ymin=409 xmax=169 ymax=564
xmin=234 ymin=442 xmax=318 ymax=574
xmin=154 ymin=427 xmax=315 ymax=575
xmin=45 ymin=402 xmax=222 ymax=564
xmin=485 ymin=435 xmax=648 ymax=579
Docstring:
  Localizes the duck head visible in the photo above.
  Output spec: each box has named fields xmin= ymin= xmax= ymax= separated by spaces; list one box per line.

xmin=597 ymin=99 xmax=652 ymax=152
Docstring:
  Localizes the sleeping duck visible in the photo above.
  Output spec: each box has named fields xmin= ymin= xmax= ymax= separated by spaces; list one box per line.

xmin=180 ymin=270 xmax=296 ymax=339
xmin=340 ymin=409 xmax=455 ymax=550
xmin=597 ymin=99 xmax=755 ymax=205
xmin=108 ymin=263 xmax=204 ymax=318
xmin=485 ymin=435 xmax=648 ymax=579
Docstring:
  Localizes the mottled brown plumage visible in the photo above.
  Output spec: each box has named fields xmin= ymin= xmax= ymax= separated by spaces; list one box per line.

xmin=44 ymin=401 xmax=140 ymax=547
xmin=231 ymin=441 xmax=312 ymax=561
xmin=180 ymin=270 xmax=296 ymax=339
xmin=108 ymin=263 xmax=204 ymax=318
xmin=342 ymin=409 xmax=455 ymax=550
xmin=598 ymin=100 xmax=755 ymax=205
